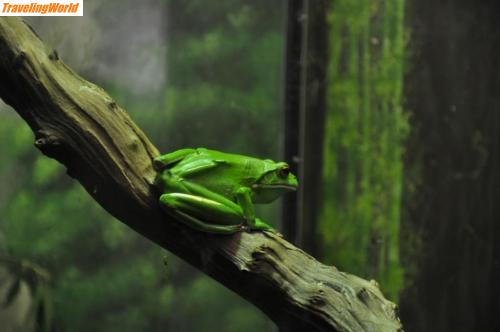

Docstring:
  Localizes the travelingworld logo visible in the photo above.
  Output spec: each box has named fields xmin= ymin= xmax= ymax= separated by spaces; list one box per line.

xmin=1 ymin=0 xmax=83 ymax=16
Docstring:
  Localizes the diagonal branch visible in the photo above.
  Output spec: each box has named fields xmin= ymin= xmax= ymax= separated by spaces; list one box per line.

xmin=0 ymin=17 xmax=402 ymax=332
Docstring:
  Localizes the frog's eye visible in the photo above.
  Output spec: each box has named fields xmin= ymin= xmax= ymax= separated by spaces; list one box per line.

xmin=278 ymin=166 xmax=290 ymax=178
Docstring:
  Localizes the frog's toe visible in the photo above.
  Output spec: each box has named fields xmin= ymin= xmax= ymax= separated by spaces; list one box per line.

xmin=159 ymin=193 xmax=179 ymax=209
xmin=251 ymin=218 xmax=275 ymax=232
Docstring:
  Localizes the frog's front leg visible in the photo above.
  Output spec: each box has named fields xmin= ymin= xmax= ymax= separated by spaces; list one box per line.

xmin=159 ymin=193 xmax=245 ymax=234
xmin=153 ymin=148 xmax=196 ymax=171
xmin=235 ymin=188 xmax=275 ymax=233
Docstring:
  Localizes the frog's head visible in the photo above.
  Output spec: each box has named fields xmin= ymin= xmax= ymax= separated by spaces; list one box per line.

xmin=251 ymin=161 xmax=298 ymax=203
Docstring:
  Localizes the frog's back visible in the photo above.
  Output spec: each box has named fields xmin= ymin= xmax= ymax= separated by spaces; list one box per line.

xmin=194 ymin=148 xmax=265 ymax=179
xmin=176 ymin=148 xmax=269 ymax=196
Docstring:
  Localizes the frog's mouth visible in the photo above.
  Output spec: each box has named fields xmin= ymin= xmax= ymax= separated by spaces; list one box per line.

xmin=252 ymin=184 xmax=297 ymax=191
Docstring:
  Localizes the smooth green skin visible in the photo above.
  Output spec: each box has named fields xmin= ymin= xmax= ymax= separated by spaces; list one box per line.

xmin=153 ymin=148 xmax=298 ymax=234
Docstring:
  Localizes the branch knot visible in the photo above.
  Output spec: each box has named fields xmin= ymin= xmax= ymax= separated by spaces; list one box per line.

xmin=34 ymin=129 xmax=65 ymax=160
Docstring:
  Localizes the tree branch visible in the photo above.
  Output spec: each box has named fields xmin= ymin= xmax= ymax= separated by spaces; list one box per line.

xmin=0 ymin=17 xmax=403 ymax=332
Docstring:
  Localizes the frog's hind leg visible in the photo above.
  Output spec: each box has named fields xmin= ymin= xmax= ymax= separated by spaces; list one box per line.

xmin=159 ymin=193 xmax=244 ymax=234
xmin=153 ymin=148 xmax=196 ymax=171
xmin=170 ymin=210 xmax=241 ymax=234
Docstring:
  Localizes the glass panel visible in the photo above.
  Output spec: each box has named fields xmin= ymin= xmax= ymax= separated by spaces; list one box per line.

xmin=318 ymin=0 xmax=406 ymax=300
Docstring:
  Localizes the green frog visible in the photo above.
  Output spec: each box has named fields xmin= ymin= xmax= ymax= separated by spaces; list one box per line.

xmin=153 ymin=148 xmax=298 ymax=234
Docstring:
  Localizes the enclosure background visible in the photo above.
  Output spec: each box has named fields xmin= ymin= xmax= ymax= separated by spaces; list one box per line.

xmin=1 ymin=1 xmax=499 ymax=332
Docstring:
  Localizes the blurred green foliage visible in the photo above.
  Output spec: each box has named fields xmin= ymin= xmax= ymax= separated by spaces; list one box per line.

xmin=319 ymin=0 xmax=408 ymax=299
xmin=157 ymin=0 xmax=284 ymax=158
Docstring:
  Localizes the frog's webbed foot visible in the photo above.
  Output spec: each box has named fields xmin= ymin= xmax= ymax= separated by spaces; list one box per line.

xmin=240 ymin=222 xmax=278 ymax=235
xmin=251 ymin=218 xmax=276 ymax=233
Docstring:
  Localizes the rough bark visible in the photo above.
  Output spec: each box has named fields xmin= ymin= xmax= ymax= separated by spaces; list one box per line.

xmin=0 ymin=17 xmax=402 ymax=332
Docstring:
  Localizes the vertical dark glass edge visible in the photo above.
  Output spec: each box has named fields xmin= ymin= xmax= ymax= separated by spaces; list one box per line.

xmin=281 ymin=0 xmax=304 ymax=244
